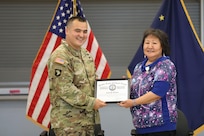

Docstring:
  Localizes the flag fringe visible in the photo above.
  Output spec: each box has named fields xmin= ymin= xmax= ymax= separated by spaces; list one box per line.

xmin=180 ymin=0 xmax=204 ymax=52
xmin=26 ymin=115 xmax=49 ymax=131
xmin=194 ymin=125 xmax=204 ymax=135
xmin=126 ymin=69 xmax=131 ymax=78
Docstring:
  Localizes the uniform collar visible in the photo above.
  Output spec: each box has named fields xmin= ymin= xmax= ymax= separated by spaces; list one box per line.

xmin=61 ymin=39 xmax=81 ymax=57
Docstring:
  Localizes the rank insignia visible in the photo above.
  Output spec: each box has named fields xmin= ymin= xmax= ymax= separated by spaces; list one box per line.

xmin=55 ymin=69 xmax=61 ymax=77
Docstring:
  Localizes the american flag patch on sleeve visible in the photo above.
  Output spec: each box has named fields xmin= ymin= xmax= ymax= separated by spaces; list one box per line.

xmin=55 ymin=58 xmax=65 ymax=64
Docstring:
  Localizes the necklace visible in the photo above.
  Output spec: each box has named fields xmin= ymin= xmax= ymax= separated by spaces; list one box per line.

xmin=145 ymin=66 xmax=150 ymax=73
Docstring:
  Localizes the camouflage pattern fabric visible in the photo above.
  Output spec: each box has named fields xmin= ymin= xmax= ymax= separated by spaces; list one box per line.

xmin=53 ymin=125 xmax=94 ymax=136
xmin=47 ymin=40 xmax=100 ymax=135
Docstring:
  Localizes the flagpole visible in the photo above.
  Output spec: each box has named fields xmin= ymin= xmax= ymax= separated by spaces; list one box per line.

xmin=73 ymin=0 xmax=77 ymax=16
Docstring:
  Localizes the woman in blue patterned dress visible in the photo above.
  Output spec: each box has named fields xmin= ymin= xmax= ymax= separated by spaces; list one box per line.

xmin=119 ymin=28 xmax=177 ymax=136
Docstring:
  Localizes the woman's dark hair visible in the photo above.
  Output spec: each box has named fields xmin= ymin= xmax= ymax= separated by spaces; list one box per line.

xmin=142 ymin=28 xmax=170 ymax=56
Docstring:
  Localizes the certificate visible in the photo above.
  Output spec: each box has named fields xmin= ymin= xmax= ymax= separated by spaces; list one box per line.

xmin=95 ymin=78 xmax=130 ymax=103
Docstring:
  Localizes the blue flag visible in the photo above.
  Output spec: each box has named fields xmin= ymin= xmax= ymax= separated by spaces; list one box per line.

xmin=127 ymin=0 xmax=204 ymax=131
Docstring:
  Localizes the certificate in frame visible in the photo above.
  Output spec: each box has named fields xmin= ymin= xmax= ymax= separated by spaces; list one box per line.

xmin=95 ymin=78 xmax=130 ymax=103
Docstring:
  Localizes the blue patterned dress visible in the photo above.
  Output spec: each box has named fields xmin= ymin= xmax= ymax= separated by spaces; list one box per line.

xmin=130 ymin=56 xmax=177 ymax=134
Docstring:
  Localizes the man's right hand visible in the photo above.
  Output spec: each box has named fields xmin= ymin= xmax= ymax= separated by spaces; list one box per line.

xmin=94 ymin=99 xmax=107 ymax=110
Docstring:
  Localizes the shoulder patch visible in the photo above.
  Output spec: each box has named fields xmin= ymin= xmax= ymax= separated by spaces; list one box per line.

xmin=55 ymin=69 xmax=61 ymax=77
xmin=55 ymin=58 xmax=65 ymax=64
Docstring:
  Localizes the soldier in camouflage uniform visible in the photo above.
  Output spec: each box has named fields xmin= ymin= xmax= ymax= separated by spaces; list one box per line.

xmin=47 ymin=16 xmax=107 ymax=136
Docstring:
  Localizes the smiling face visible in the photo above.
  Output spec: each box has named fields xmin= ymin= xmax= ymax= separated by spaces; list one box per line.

xmin=143 ymin=34 xmax=163 ymax=63
xmin=65 ymin=19 xmax=88 ymax=50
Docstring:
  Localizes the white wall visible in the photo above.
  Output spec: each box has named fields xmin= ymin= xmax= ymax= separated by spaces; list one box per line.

xmin=0 ymin=100 xmax=43 ymax=136
xmin=0 ymin=99 xmax=134 ymax=136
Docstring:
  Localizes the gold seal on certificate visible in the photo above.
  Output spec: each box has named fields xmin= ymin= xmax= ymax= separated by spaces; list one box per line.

xmin=95 ymin=78 xmax=130 ymax=103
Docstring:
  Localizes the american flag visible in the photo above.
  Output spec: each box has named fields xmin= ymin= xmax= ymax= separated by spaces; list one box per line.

xmin=26 ymin=0 xmax=111 ymax=130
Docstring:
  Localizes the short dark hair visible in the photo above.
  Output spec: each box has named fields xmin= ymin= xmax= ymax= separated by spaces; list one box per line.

xmin=142 ymin=28 xmax=170 ymax=56
xmin=66 ymin=16 xmax=87 ymax=26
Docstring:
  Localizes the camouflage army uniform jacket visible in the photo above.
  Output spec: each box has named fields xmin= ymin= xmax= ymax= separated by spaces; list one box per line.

xmin=47 ymin=40 xmax=100 ymax=129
